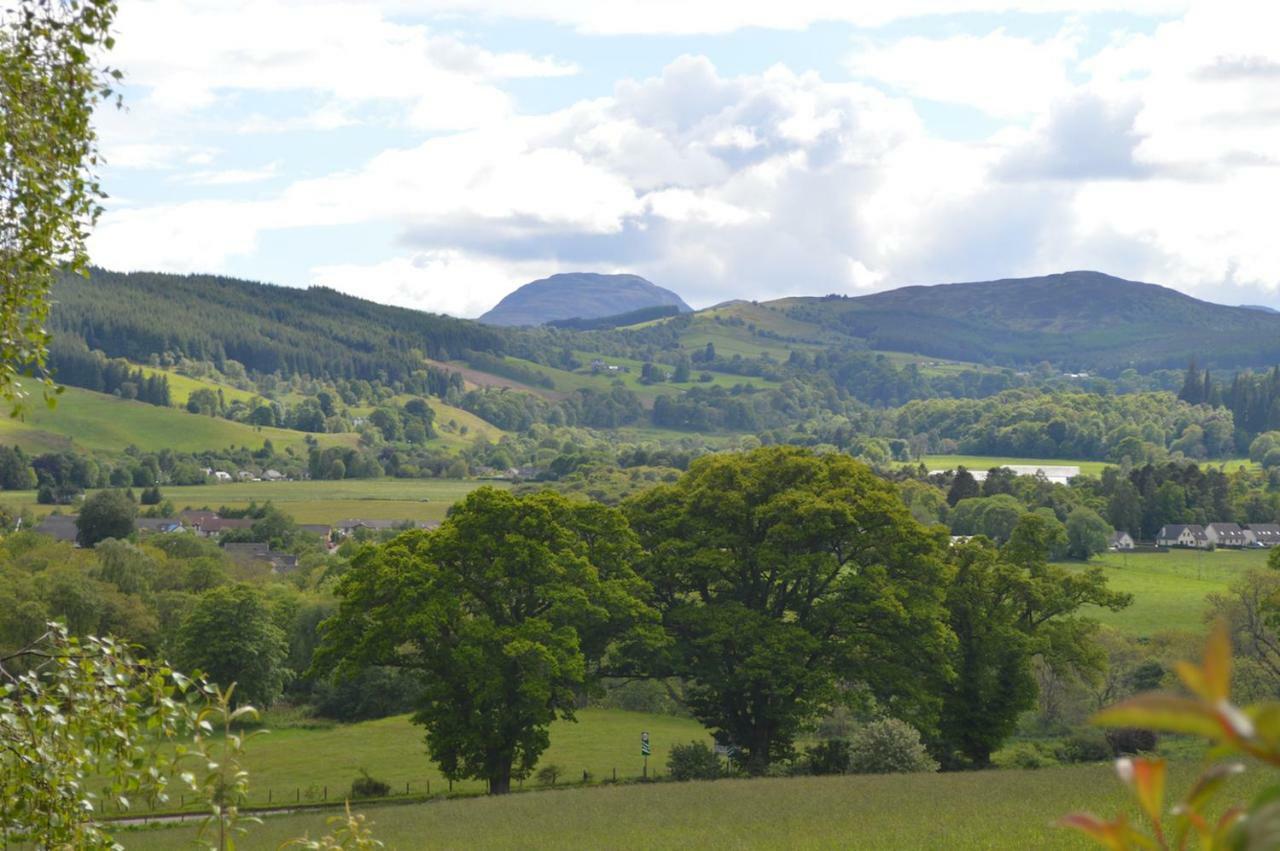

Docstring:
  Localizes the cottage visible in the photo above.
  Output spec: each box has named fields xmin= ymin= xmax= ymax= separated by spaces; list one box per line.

xmin=179 ymin=509 xmax=219 ymax=527
xmin=1246 ymin=524 xmax=1280 ymax=547
xmin=1156 ymin=524 xmax=1209 ymax=549
xmin=135 ymin=518 xmax=184 ymax=535
xmin=195 ymin=517 xmax=254 ymax=537
xmin=1108 ymin=531 xmax=1135 ymax=551
xmin=1205 ymin=522 xmax=1248 ymax=548
xmin=213 ymin=471 xmax=233 ymax=482
xmin=299 ymin=524 xmax=332 ymax=543
xmin=262 ymin=469 xmax=286 ymax=481
xmin=35 ymin=514 xmax=79 ymax=544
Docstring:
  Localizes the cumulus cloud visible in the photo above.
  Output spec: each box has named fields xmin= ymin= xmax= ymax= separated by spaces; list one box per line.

xmin=91 ymin=0 xmax=1280 ymax=313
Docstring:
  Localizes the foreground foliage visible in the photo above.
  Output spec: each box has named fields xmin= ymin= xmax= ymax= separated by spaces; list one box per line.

xmin=1063 ymin=625 xmax=1280 ymax=848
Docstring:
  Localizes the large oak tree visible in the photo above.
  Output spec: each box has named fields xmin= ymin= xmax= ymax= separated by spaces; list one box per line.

xmin=314 ymin=487 xmax=661 ymax=794
xmin=624 ymin=446 xmax=953 ymax=774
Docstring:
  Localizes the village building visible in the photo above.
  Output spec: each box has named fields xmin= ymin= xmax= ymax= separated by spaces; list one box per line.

xmin=1108 ymin=531 xmax=1135 ymax=551
xmin=134 ymin=518 xmax=185 ymax=535
xmin=194 ymin=517 xmax=254 ymax=537
xmin=1205 ymin=522 xmax=1248 ymax=548
xmin=1246 ymin=524 xmax=1280 ymax=547
xmin=35 ymin=514 xmax=78 ymax=544
xmin=1156 ymin=524 xmax=1209 ymax=549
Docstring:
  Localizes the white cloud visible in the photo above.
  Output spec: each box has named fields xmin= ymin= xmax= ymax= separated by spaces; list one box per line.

xmin=309 ymin=251 xmax=555 ymax=318
xmin=91 ymin=1 xmax=1280 ymax=314
xmin=847 ymin=28 xmax=1079 ymax=118
xmin=389 ymin=0 xmax=1185 ymax=35
xmin=176 ymin=162 xmax=282 ymax=186
xmin=110 ymin=0 xmax=576 ymax=130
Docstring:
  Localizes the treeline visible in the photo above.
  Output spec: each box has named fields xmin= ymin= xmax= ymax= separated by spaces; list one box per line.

xmin=52 ymin=269 xmax=505 ymax=383
xmin=48 ymin=339 xmax=170 ymax=406
xmin=1180 ymin=360 xmax=1280 ymax=436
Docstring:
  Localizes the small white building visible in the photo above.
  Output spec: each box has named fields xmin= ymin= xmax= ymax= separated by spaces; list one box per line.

xmin=213 ymin=470 xmax=233 ymax=482
xmin=1246 ymin=524 xmax=1280 ymax=547
xmin=1108 ymin=531 xmax=1135 ymax=551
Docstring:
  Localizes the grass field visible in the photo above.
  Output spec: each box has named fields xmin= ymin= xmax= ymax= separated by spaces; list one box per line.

xmin=119 ymin=758 xmax=1269 ymax=850
xmin=1072 ymin=548 xmax=1267 ymax=637
xmin=1 ymin=479 xmax=504 ymax=524
xmin=919 ymin=454 xmax=1113 ymax=477
xmin=135 ymin=364 xmax=260 ymax=407
xmin=0 ymin=387 xmax=357 ymax=455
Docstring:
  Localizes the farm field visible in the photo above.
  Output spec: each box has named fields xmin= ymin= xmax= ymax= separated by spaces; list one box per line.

xmin=120 ymin=758 xmax=1269 ymax=850
xmin=1068 ymin=548 xmax=1267 ymax=636
xmin=920 ymin=454 xmax=1113 ymax=477
xmin=0 ymin=386 xmax=357 ymax=455
xmin=4 ymin=479 xmax=503 ymax=525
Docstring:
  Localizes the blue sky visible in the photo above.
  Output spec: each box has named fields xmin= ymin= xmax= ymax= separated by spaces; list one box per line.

xmin=89 ymin=1 xmax=1280 ymax=316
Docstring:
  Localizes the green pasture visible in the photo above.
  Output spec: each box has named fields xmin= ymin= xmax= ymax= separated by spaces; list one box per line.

xmin=0 ymin=387 xmax=356 ymax=455
xmin=502 ymin=353 xmax=778 ymax=403
xmin=120 ymin=758 xmax=1269 ymax=850
xmin=135 ymin=364 xmax=260 ymax=407
xmin=2 ymin=478 xmax=502 ymax=525
xmin=1071 ymin=548 xmax=1267 ymax=637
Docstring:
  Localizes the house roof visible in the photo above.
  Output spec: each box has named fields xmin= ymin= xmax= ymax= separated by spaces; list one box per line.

xmin=1248 ymin=524 xmax=1280 ymax=535
xmin=1207 ymin=523 xmax=1245 ymax=534
xmin=179 ymin=509 xmax=219 ymax=524
xmin=199 ymin=517 xmax=254 ymax=532
xmin=36 ymin=515 xmax=78 ymax=542
xmin=135 ymin=518 xmax=183 ymax=532
xmin=1160 ymin=524 xmax=1207 ymax=538
xmin=1108 ymin=531 xmax=1133 ymax=541
xmin=299 ymin=524 xmax=332 ymax=537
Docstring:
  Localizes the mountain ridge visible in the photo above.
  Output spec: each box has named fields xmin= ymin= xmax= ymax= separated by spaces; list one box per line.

xmin=478 ymin=272 xmax=691 ymax=327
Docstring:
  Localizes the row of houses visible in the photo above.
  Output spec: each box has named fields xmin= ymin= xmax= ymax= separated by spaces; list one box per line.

xmin=1147 ymin=523 xmax=1280 ymax=550
xmin=204 ymin=468 xmax=289 ymax=483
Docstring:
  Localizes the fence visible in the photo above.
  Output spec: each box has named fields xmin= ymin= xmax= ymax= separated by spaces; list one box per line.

xmin=107 ymin=766 xmax=667 ymax=820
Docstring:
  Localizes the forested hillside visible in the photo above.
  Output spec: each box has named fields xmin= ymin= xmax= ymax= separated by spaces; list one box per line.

xmin=52 ymin=269 xmax=505 ymax=381
xmin=785 ymin=270 xmax=1280 ymax=371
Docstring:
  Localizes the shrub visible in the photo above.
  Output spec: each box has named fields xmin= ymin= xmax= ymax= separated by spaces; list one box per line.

xmin=1105 ymin=727 xmax=1158 ymax=756
xmin=535 ymin=764 xmax=563 ymax=786
xmin=804 ymin=739 xmax=852 ymax=775
xmin=992 ymin=742 xmax=1059 ymax=770
xmin=349 ymin=769 xmax=391 ymax=799
xmin=847 ymin=719 xmax=939 ymax=774
xmin=667 ymin=741 xmax=722 ymax=781
xmin=1055 ymin=729 xmax=1112 ymax=764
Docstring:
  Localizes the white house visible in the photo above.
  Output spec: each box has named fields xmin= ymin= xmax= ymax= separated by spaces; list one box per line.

xmin=1156 ymin=524 xmax=1209 ymax=549
xmin=1205 ymin=522 xmax=1248 ymax=548
xmin=213 ymin=470 xmax=233 ymax=482
xmin=1108 ymin=531 xmax=1135 ymax=551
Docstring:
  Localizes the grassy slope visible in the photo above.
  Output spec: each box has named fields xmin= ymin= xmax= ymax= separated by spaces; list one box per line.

xmin=121 ymin=760 xmax=1267 ymax=850
xmin=1072 ymin=548 xmax=1266 ymax=637
xmin=0 ymin=387 xmax=356 ymax=455
xmin=135 ymin=364 xmax=259 ymax=407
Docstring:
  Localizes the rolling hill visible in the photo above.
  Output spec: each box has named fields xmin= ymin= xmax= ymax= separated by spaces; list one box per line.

xmin=779 ymin=270 xmax=1280 ymax=371
xmin=478 ymin=273 xmax=691 ymax=327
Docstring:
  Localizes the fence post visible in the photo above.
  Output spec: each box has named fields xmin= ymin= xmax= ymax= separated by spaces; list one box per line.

xmin=613 ymin=768 xmax=616 ymax=782
xmin=296 ymin=788 xmax=300 ymax=803
xmin=448 ymin=779 xmax=453 ymax=793
xmin=426 ymin=780 xmax=430 ymax=795
xmin=323 ymin=785 xmax=327 ymax=801
xmin=406 ymin=781 xmax=410 ymax=795
xmin=583 ymin=770 xmax=588 ymax=784
xmin=268 ymin=789 xmax=272 ymax=804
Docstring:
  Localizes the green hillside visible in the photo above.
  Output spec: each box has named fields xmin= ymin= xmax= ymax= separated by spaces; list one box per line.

xmin=0 ymin=386 xmax=356 ymax=454
xmin=780 ymin=270 xmax=1280 ymax=371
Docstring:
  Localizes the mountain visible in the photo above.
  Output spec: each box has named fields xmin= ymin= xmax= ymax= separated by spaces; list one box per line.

xmin=478 ymin=273 xmax=691 ymax=326
xmin=779 ymin=271 xmax=1280 ymax=371
xmin=1241 ymin=304 xmax=1279 ymax=314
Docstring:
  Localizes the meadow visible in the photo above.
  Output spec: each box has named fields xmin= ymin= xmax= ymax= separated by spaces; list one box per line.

xmin=119 ymin=758 xmax=1271 ymax=850
xmin=1072 ymin=548 xmax=1267 ymax=636
xmin=0 ymin=386 xmax=356 ymax=455
xmin=5 ymin=478 xmax=504 ymax=524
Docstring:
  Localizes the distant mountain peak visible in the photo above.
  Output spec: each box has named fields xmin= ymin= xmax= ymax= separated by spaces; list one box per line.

xmin=478 ymin=272 xmax=691 ymax=327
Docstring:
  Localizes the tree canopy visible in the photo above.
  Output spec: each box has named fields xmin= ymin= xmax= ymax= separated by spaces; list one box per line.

xmin=625 ymin=446 xmax=953 ymax=774
xmin=314 ymin=487 xmax=660 ymax=793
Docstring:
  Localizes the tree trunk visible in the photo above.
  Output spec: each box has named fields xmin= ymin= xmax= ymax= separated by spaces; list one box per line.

xmin=744 ymin=730 xmax=772 ymax=776
xmin=488 ymin=753 xmax=513 ymax=794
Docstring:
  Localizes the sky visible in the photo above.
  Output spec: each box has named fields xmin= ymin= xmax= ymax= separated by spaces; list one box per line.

xmin=86 ymin=0 xmax=1280 ymax=318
